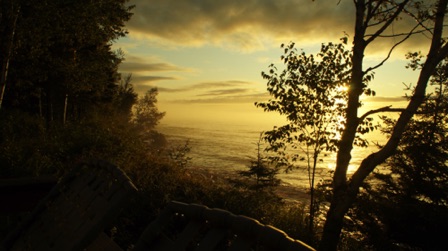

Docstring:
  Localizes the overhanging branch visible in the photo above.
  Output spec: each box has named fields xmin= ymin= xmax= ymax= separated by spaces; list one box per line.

xmin=358 ymin=105 xmax=406 ymax=122
xmin=365 ymin=23 xmax=420 ymax=74
xmin=366 ymin=28 xmax=428 ymax=38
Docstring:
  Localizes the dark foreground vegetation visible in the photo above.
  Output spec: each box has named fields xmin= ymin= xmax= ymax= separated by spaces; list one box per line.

xmin=2 ymin=0 xmax=448 ymax=250
xmin=0 ymin=0 xmax=314 ymax=249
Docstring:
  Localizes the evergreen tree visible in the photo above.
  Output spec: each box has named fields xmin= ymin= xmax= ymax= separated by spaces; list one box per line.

xmin=239 ymin=133 xmax=280 ymax=190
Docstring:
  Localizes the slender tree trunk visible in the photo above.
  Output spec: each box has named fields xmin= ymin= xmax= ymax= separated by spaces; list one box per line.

xmin=38 ymin=88 xmax=43 ymax=118
xmin=308 ymin=152 xmax=319 ymax=233
xmin=63 ymin=93 xmax=68 ymax=125
xmin=0 ymin=5 xmax=20 ymax=109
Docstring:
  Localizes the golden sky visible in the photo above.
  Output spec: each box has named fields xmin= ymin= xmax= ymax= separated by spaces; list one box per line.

xmin=113 ymin=0 xmax=429 ymax=126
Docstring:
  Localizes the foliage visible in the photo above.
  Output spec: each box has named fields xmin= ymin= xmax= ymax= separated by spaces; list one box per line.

xmin=110 ymin=139 xmax=314 ymax=249
xmin=133 ymin=88 xmax=166 ymax=132
xmin=0 ymin=2 xmax=316 ymax=250
xmin=0 ymin=0 xmax=134 ymax=123
xmin=256 ymin=39 xmax=352 ymax=165
xmin=239 ymin=133 xmax=280 ymax=190
xmin=314 ymin=1 xmax=448 ymax=250
xmin=256 ymin=38 xmax=352 ymax=232
xmin=115 ymin=73 xmax=138 ymax=120
xmin=347 ymin=60 xmax=448 ymax=250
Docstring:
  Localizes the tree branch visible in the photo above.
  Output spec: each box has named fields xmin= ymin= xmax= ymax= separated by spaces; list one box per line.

xmin=402 ymin=4 xmax=434 ymax=38
xmin=351 ymin=0 xmax=448 ymax=196
xmin=365 ymin=0 xmax=411 ymax=45
xmin=365 ymin=28 xmax=428 ymax=38
xmin=358 ymin=105 xmax=405 ymax=122
xmin=364 ymin=24 xmax=419 ymax=74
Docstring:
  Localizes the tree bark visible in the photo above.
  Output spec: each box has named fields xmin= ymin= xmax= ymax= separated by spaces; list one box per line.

xmin=319 ymin=2 xmax=367 ymax=250
xmin=319 ymin=0 xmax=448 ymax=250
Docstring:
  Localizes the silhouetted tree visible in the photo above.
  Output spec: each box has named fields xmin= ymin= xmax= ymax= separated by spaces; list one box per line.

xmin=0 ymin=0 xmax=134 ymax=123
xmin=319 ymin=1 xmax=448 ymax=250
xmin=259 ymin=1 xmax=448 ymax=250
xmin=115 ymin=73 xmax=138 ymax=120
xmin=350 ymin=59 xmax=448 ymax=250
xmin=257 ymin=39 xmax=360 ymax=233
xmin=133 ymin=88 xmax=166 ymax=146
xmin=239 ymin=133 xmax=280 ymax=190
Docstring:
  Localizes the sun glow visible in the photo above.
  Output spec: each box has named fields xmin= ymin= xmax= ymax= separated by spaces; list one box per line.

xmin=337 ymin=85 xmax=349 ymax=93
xmin=327 ymin=162 xmax=358 ymax=174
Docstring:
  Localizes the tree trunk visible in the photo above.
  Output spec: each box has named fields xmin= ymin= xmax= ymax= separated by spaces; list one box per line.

xmin=0 ymin=5 xmax=20 ymax=109
xmin=319 ymin=3 xmax=367 ymax=249
xmin=319 ymin=192 xmax=351 ymax=251
xmin=63 ymin=93 xmax=68 ymax=125
xmin=308 ymin=153 xmax=318 ymax=233
xmin=319 ymin=1 xmax=448 ymax=249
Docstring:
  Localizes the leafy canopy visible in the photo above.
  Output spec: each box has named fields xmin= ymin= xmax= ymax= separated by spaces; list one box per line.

xmin=256 ymin=39 xmax=352 ymax=168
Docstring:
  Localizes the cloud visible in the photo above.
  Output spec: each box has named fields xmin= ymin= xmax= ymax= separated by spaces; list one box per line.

xmin=132 ymin=75 xmax=177 ymax=83
xmin=125 ymin=0 xmax=431 ymax=53
xmin=157 ymin=87 xmax=185 ymax=93
xmin=124 ymin=74 xmax=176 ymax=95
xmin=157 ymin=79 xmax=262 ymax=102
xmin=117 ymin=55 xmax=189 ymax=94
xmin=171 ymin=92 xmax=270 ymax=104
xmin=192 ymin=80 xmax=252 ymax=89
xmin=197 ymin=88 xmax=252 ymax=97
xmin=119 ymin=55 xmax=190 ymax=72
xmin=158 ymin=80 xmax=253 ymax=93
xmin=127 ymin=0 xmax=354 ymax=51
xmin=120 ymin=62 xmax=186 ymax=72
xmin=364 ymin=96 xmax=408 ymax=103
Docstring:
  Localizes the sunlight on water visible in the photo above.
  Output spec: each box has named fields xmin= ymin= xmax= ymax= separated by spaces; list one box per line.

xmin=158 ymin=122 xmax=384 ymax=188
xmin=158 ymin=99 xmax=405 ymax=188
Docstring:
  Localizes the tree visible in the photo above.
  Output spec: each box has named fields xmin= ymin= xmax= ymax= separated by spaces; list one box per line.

xmin=319 ymin=1 xmax=448 ymax=250
xmin=114 ymin=73 xmax=138 ymax=120
xmin=256 ymin=40 xmax=355 ymax=233
xmin=0 ymin=0 xmax=20 ymax=109
xmin=0 ymin=0 xmax=134 ymax=123
xmin=133 ymin=88 xmax=166 ymax=145
xmin=350 ymin=59 xmax=448 ymax=250
xmin=239 ymin=133 xmax=280 ymax=190
xmin=258 ymin=1 xmax=448 ymax=250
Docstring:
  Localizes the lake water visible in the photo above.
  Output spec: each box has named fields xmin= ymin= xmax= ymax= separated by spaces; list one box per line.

xmin=157 ymin=119 xmax=383 ymax=190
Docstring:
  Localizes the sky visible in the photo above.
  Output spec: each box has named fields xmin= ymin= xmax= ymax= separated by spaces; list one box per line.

xmin=112 ymin=0 xmax=431 ymax=128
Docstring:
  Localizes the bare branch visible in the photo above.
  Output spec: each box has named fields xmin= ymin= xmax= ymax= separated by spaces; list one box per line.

xmin=369 ymin=3 xmax=399 ymax=23
xmin=352 ymin=0 xmax=448 ymax=196
xmin=365 ymin=0 xmax=411 ymax=45
xmin=402 ymin=4 xmax=434 ymax=38
xmin=365 ymin=1 xmax=383 ymax=27
xmin=366 ymin=28 xmax=428 ymax=38
xmin=358 ymin=105 xmax=405 ymax=122
xmin=364 ymin=23 xmax=419 ymax=74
